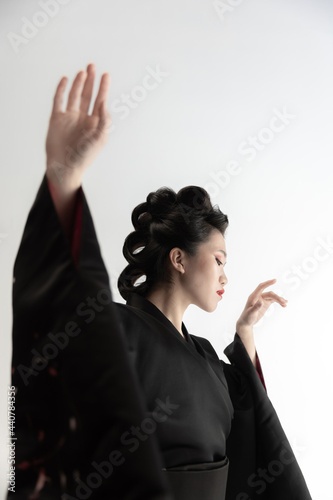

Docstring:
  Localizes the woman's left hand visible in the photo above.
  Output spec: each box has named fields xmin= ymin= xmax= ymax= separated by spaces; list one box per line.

xmin=236 ymin=279 xmax=288 ymax=330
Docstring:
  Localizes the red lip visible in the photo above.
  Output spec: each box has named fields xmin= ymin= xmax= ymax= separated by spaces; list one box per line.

xmin=217 ymin=289 xmax=225 ymax=297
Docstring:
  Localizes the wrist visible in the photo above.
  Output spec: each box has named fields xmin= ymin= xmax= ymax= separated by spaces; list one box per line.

xmin=236 ymin=324 xmax=256 ymax=366
xmin=46 ymin=161 xmax=82 ymax=195
xmin=236 ymin=322 xmax=253 ymax=339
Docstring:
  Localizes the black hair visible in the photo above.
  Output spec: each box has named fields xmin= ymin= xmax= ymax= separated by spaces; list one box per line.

xmin=118 ymin=186 xmax=228 ymax=300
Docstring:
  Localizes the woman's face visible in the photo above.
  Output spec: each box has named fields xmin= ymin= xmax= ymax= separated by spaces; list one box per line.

xmin=181 ymin=229 xmax=228 ymax=312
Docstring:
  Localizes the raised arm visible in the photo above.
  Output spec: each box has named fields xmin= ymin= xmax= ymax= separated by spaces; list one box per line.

xmin=10 ymin=65 xmax=174 ymax=499
xmin=45 ymin=63 xmax=111 ymax=240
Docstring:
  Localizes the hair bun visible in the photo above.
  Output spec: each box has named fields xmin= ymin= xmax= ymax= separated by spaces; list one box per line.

xmin=131 ymin=202 xmax=152 ymax=231
xmin=122 ymin=231 xmax=148 ymax=265
xmin=131 ymin=189 xmax=177 ymax=230
xmin=176 ymin=186 xmax=211 ymax=213
xmin=146 ymin=188 xmax=177 ymax=221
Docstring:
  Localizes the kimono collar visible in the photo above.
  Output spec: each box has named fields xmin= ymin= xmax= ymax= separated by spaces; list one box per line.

xmin=126 ymin=292 xmax=191 ymax=344
xmin=126 ymin=293 xmax=230 ymax=394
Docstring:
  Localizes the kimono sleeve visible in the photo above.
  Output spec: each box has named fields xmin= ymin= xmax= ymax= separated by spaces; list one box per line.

xmin=10 ymin=174 xmax=173 ymax=500
xmin=222 ymin=333 xmax=312 ymax=500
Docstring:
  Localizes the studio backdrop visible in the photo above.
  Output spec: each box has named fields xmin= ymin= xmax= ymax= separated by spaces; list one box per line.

xmin=1 ymin=1 xmax=333 ymax=498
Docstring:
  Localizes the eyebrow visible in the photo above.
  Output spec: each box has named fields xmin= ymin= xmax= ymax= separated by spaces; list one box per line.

xmin=218 ymin=250 xmax=227 ymax=258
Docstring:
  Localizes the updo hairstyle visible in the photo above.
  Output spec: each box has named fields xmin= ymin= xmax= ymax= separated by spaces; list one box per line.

xmin=118 ymin=186 xmax=228 ymax=300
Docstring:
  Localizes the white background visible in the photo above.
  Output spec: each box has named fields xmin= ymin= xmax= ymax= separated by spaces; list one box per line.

xmin=1 ymin=0 xmax=333 ymax=498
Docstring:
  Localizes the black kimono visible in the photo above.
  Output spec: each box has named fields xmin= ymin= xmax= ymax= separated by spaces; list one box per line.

xmin=9 ymin=175 xmax=312 ymax=499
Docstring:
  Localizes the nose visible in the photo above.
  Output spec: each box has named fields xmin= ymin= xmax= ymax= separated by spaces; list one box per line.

xmin=219 ymin=267 xmax=228 ymax=287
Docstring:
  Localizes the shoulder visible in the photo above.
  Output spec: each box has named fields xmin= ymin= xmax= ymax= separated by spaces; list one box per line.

xmin=113 ymin=301 xmax=147 ymax=331
xmin=113 ymin=301 xmax=159 ymax=346
xmin=113 ymin=301 xmax=138 ymax=322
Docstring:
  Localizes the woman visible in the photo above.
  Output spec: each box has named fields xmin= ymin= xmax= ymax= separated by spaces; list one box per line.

xmin=10 ymin=64 xmax=312 ymax=500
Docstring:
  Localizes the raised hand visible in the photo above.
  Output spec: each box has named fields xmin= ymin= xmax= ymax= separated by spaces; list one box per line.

xmin=46 ymin=63 xmax=111 ymax=191
xmin=236 ymin=279 xmax=288 ymax=330
xmin=235 ymin=279 xmax=288 ymax=366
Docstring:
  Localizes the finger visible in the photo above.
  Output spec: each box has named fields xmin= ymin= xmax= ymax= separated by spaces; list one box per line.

xmin=262 ymin=291 xmax=288 ymax=306
xmin=66 ymin=70 xmax=87 ymax=111
xmin=80 ymin=63 xmax=96 ymax=114
xmin=52 ymin=76 xmax=68 ymax=114
xmin=248 ymin=279 xmax=277 ymax=302
xmin=95 ymin=101 xmax=112 ymax=140
xmin=92 ymin=73 xmax=111 ymax=117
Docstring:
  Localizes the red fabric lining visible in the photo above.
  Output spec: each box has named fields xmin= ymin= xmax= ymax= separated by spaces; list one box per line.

xmin=71 ymin=187 xmax=83 ymax=267
xmin=255 ymin=352 xmax=267 ymax=391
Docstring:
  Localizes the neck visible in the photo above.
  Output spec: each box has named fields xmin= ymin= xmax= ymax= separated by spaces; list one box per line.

xmin=145 ymin=285 xmax=189 ymax=339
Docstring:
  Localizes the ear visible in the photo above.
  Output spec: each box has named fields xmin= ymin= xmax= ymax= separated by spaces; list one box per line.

xmin=169 ymin=247 xmax=186 ymax=274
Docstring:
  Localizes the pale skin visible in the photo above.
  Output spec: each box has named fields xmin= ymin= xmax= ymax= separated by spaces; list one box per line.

xmin=46 ymin=63 xmax=288 ymax=367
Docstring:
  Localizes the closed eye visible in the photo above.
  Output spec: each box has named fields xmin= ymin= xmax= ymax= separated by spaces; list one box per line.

xmin=215 ymin=257 xmax=223 ymax=266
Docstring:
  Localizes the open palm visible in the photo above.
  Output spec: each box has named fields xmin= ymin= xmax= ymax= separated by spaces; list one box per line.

xmin=46 ymin=63 xmax=111 ymax=184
